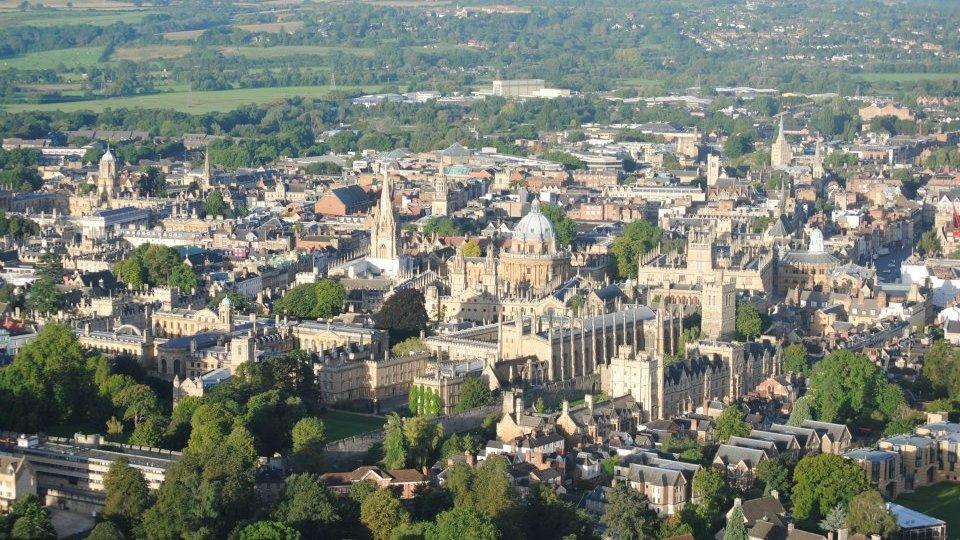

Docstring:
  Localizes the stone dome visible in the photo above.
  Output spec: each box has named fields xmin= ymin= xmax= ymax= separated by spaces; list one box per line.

xmin=512 ymin=199 xmax=555 ymax=243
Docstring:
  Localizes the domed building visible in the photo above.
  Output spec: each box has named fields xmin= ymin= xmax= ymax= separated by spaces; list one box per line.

xmin=427 ymin=198 xmax=573 ymax=324
xmin=500 ymin=199 xmax=570 ymax=295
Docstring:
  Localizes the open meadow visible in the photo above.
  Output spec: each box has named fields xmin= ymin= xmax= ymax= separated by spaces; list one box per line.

xmin=0 ymin=47 xmax=103 ymax=70
xmin=319 ymin=410 xmax=385 ymax=441
xmin=0 ymin=7 xmax=156 ymax=27
xmin=1 ymin=84 xmax=383 ymax=114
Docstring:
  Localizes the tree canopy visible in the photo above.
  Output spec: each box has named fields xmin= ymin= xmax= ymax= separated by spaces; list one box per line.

xmin=375 ymin=289 xmax=429 ymax=343
xmin=792 ymin=453 xmax=870 ymax=525
xmin=714 ymin=406 xmax=751 ymax=443
xmin=611 ymin=219 xmax=663 ymax=278
xmin=454 ymin=377 xmax=492 ymax=413
xmin=274 ymin=279 xmax=346 ymax=320
xmin=806 ymin=349 xmax=905 ymax=428
xmin=735 ymin=302 xmax=763 ymax=341
xmin=116 ymin=243 xmax=197 ymax=293
xmin=601 ymin=482 xmax=658 ymax=540
xmin=540 ymin=202 xmax=576 ymax=247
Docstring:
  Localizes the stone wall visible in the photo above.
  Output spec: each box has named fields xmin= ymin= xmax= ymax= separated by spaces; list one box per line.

xmin=520 ymin=373 xmax=600 ymax=409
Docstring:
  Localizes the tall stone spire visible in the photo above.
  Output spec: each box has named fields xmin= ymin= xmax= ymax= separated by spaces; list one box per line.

xmin=771 ymin=114 xmax=792 ymax=168
xmin=370 ymin=177 xmax=399 ymax=260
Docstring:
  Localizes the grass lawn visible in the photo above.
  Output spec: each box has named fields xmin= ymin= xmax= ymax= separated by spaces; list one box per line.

xmin=895 ymin=482 xmax=960 ymax=534
xmin=111 ymin=45 xmax=193 ymax=62
xmin=857 ymin=72 xmax=960 ymax=83
xmin=320 ymin=410 xmax=385 ymax=441
xmin=0 ymin=46 xmax=104 ymax=70
xmin=235 ymin=20 xmax=304 ymax=33
xmin=0 ymin=8 xmax=155 ymax=27
xmin=220 ymin=45 xmax=376 ymax=59
xmin=163 ymin=29 xmax=208 ymax=41
xmin=2 ymin=84 xmax=384 ymax=114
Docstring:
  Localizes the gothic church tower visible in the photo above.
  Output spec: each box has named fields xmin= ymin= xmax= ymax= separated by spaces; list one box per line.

xmin=371 ymin=177 xmax=400 ymax=260
xmin=771 ymin=115 xmax=793 ymax=168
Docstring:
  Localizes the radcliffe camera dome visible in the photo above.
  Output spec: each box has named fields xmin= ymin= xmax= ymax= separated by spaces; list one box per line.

xmin=512 ymin=199 xmax=556 ymax=244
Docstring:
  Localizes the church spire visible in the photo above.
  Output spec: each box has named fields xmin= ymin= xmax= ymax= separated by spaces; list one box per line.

xmin=771 ymin=114 xmax=792 ymax=168
xmin=370 ymin=176 xmax=399 ymax=260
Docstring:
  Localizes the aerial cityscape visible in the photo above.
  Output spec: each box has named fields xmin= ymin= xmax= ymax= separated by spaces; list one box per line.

xmin=0 ymin=0 xmax=959 ymax=538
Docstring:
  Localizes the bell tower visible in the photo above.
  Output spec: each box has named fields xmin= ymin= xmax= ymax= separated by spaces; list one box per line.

xmin=97 ymin=147 xmax=118 ymax=204
xmin=701 ymin=270 xmax=736 ymax=341
xmin=433 ymin=171 xmax=450 ymax=216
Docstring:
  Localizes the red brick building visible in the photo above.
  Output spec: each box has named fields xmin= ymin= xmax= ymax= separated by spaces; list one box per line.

xmin=314 ymin=185 xmax=373 ymax=216
xmin=320 ymin=466 xmax=428 ymax=499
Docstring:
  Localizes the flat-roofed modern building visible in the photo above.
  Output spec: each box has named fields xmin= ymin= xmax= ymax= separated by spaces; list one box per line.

xmin=492 ymin=79 xmax=545 ymax=98
xmin=0 ymin=432 xmax=180 ymax=514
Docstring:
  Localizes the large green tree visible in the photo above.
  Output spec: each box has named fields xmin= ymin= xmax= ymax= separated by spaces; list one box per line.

xmin=116 ymin=243 xmax=197 ymax=293
xmin=433 ymin=508 xmax=500 ymax=540
xmin=313 ymin=279 xmax=346 ymax=319
xmin=103 ymin=457 xmax=150 ymax=534
xmin=274 ymin=279 xmax=346 ymax=319
xmin=846 ymin=490 xmax=897 ymax=538
xmin=375 ymin=289 xmax=429 ymax=342
xmin=8 ymin=495 xmax=55 ymax=540
xmin=792 ymin=454 xmax=870 ymax=524
xmin=141 ymin=425 xmax=258 ymax=538
xmin=714 ymin=406 xmax=751 ymax=444
xmin=204 ymin=190 xmax=230 ymax=218
xmin=601 ymin=483 xmax=658 ymax=540
xmin=920 ymin=340 xmax=960 ymax=399
xmin=0 ymin=323 xmax=100 ymax=431
xmin=611 ymin=219 xmax=662 ymax=278
xmin=454 ymin=377 xmax=492 ymax=413
xmin=724 ymin=506 xmax=748 ymax=540
xmin=27 ymin=251 xmax=63 ymax=314
xmin=87 ymin=521 xmax=126 ymax=540
xmin=523 ymin=485 xmax=598 ymax=540
xmin=382 ymin=413 xmax=408 ymax=469
xmin=237 ymin=521 xmax=302 ymax=540
xmin=755 ymin=459 xmax=792 ymax=499
xmin=807 ymin=349 xmax=904 ymax=426
xmin=541 ymin=203 xmax=576 ymax=247
xmin=735 ymin=302 xmax=763 ymax=340
xmin=403 ymin=415 xmax=444 ymax=469
xmin=783 ymin=343 xmax=811 ymax=375
xmin=361 ymin=489 xmax=409 ymax=540
xmin=272 ymin=473 xmax=341 ymax=536
xmin=290 ymin=417 xmax=326 ymax=473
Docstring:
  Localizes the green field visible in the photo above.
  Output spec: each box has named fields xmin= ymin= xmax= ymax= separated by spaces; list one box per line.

xmin=857 ymin=72 xmax=960 ymax=83
xmin=895 ymin=482 xmax=960 ymax=535
xmin=221 ymin=45 xmax=376 ymax=59
xmin=0 ymin=8 xmax=157 ymax=27
xmin=319 ymin=410 xmax=385 ymax=441
xmin=2 ymin=84 xmax=383 ymax=114
xmin=0 ymin=47 xmax=103 ymax=70
xmin=111 ymin=45 xmax=193 ymax=62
